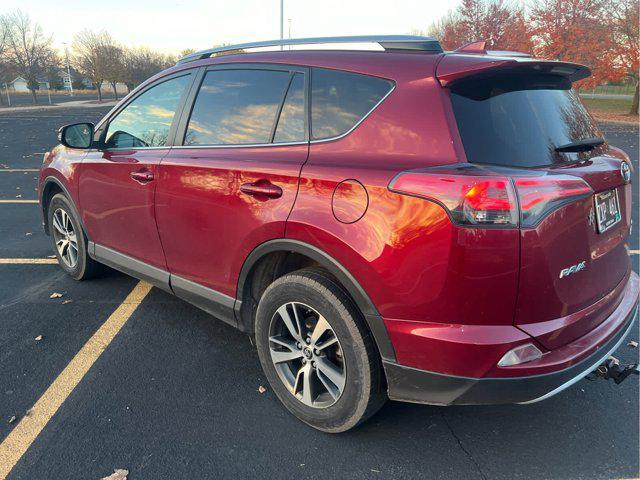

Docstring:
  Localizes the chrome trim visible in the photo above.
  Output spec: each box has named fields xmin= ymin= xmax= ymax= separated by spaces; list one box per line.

xmin=171 ymin=140 xmax=307 ymax=150
xmin=178 ymin=35 xmax=441 ymax=64
xmin=518 ymin=306 xmax=638 ymax=404
xmin=310 ymin=83 xmax=396 ymax=144
xmin=100 ymin=146 xmax=170 ymax=152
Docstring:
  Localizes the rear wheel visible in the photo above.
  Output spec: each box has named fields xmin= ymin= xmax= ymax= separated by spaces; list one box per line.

xmin=47 ymin=193 xmax=102 ymax=280
xmin=255 ymin=268 xmax=386 ymax=432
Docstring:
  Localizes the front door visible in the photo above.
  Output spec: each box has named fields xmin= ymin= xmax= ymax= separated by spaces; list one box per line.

xmin=156 ymin=66 xmax=308 ymax=306
xmin=79 ymin=73 xmax=193 ymax=270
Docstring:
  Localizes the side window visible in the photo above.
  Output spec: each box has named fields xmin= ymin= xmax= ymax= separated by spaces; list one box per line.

xmin=184 ymin=69 xmax=292 ymax=146
xmin=105 ymin=75 xmax=191 ymax=149
xmin=274 ymin=73 xmax=306 ymax=143
xmin=311 ymin=68 xmax=394 ymax=140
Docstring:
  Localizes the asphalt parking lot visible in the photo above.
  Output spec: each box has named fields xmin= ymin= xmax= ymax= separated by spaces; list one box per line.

xmin=0 ymin=106 xmax=638 ymax=480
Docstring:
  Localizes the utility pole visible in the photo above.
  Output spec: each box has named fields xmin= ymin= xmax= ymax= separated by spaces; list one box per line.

xmin=63 ymin=42 xmax=73 ymax=97
xmin=4 ymin=83 xmax=10 ymax=106
xmin=280 ymin=0 xmax=284 ymax=50
xmin=288 ymin=18 xmax=292 ymax=50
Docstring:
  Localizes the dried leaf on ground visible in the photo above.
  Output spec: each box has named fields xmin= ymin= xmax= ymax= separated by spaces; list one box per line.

xmin=628 ymin=341 xmax=638 ymax=348
xmin=101 ymin=469 xmax=129 ymax=480
xmin=257 ymin=385 xmax=267 ymax=394
xmin=34 ymin=335 xmax=43 ymax=341
xmin=8 ymin=416 xmax=16 ymax=424
xmin=50 ymin=292 xmax=63 ymax=298
xmin=62 ymin=300 xmax=73 ymax=305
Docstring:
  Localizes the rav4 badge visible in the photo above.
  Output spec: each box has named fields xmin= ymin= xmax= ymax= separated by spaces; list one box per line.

xmin=559 ymin=261 xmax=586 ymax=279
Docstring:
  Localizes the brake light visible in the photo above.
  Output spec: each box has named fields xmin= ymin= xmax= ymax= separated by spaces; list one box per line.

xmin=389 ymin=172 xmax=518 ymax=226
xmin=514 ymin=175 xmax=592 ymax=227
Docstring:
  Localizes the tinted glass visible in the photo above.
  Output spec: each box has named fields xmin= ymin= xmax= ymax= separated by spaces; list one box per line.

xmin=105 ymin=75 xmax=190 ymax=148
xmin=311 ymin=68 xmax=393 ymax=140
xmin=450 ymin=75 xmax=603 ymax=167
xmin=184 ymin=69 xmax=291 ymax=145
xmin=274 ymin=73 xmax=305 ymax=143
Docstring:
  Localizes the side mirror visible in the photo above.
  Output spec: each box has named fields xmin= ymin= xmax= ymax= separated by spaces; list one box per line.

xmin=57 ymin=123 xmax=95 ymax=149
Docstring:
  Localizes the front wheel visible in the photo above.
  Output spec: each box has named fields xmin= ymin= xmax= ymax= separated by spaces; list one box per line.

xmin=255 ymin=268 xmax=386 ymax=432
xmin=47 ymin=193 xmax=102 ymax=280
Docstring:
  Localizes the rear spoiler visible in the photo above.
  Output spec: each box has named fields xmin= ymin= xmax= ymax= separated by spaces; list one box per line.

xmin=436 ymin=48 xmax=591 ymax=87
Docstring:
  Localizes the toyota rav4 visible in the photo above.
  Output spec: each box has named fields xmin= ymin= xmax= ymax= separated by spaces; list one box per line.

xmin=39 ymin=36 xmax=639 ymax=432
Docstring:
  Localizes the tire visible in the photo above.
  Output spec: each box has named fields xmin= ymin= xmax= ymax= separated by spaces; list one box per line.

xmin=47 ymin=193 xmax=102 ymax=280
xmin=255 ymin=267 xmax=386 ymax=432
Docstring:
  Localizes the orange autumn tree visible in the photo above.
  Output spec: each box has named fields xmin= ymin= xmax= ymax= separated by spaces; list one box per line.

xmin=428 ymin=0 xmax=533 ymax=53
xmin=529 ymin=0 xmax=617 ymax=89
xmin=608 ymin=0 xmax=639 ymax=114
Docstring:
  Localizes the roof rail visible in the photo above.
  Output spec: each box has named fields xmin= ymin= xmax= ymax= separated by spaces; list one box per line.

xmin=176 ymin=35 xmax=443 ymax=65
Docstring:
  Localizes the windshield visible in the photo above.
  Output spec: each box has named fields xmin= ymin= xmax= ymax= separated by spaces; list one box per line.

xmin=450 ymin=75 xmax=604 ymax=167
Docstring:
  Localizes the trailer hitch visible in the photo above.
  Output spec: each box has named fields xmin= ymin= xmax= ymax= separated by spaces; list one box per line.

xmin=588 ymin=356 xmax=639 ymax=385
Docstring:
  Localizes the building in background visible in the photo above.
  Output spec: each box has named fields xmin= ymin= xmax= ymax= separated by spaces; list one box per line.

xmin=8 ymin=76 xmax=50 ymax=92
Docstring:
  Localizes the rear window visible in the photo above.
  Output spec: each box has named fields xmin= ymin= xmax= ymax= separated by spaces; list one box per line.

xmin=450 ymin=75 xmax=603 ymax=167
xmin=311 ymin=68 xmax=393 ymax=140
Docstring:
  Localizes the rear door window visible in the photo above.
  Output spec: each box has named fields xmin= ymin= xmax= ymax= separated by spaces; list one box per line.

xmin=184 ymin=69 xmax=292 ymax=146
xmin=311 ymin=68 xmax=394 ymax=140
xmin=274 ymin=73 xmax=306 ymax=143
xmin=450 ymin=75 xmax=603 ymax=167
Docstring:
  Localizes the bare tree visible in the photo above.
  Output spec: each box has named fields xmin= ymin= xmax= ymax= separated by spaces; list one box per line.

xmin=102 ymin=41 xmax=124 ymax=100
xmin=72 ymin=30 xmax=113 ymax=102
xmin=5 ymin=10 xmax=55 ymax=104
xmin=121 ymin=47 xmax=174 ymax=92
xmin=0 ymin=15 xmax=12 ymax=106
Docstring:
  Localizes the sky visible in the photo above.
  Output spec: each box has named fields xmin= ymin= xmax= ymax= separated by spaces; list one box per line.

xmin=1 ymin=0 xmax=461 ymax=54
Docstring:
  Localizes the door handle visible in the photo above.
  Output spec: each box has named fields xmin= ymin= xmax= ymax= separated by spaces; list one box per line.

xmin=240 ymin=180 xmax=283 ymax=199
xmin=130 ymin=169 xmax=154 ymax=184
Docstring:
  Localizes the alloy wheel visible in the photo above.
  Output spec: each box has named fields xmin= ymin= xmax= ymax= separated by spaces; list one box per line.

xmin=268 ymin=302 xmax=346 ymax=408
xmin=52 ymin=208 xmax=79 ymax=268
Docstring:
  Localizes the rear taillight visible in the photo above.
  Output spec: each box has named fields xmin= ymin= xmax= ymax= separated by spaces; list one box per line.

xmin=389 ymin=170 xmax=592 ymax=228
xmin=515 ymin=175 xmax=592 ymax=227
xmin=389 ymin=172 xmax=518 ymax=226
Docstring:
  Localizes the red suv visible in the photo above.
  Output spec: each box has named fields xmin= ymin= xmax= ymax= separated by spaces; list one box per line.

xmin=39 ymin=36 xmax=638 ymax=432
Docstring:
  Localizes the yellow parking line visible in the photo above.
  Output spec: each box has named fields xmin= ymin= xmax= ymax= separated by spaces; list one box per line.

xmin=630 ymin=249 xmax=639 ymax=255
xmin=0 ymin=169 xmax=39 ymax=172
xmin=0 ymin=258 xmax=57 ymax=264
xmin=0 ymin=200 xmax=38 ymax=204
xmin=0 ymin=281 xmax=153 ymax=480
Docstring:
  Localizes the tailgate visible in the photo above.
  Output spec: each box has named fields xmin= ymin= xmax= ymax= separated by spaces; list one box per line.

xmin=516 ymin=158 xmax=632 ymax=349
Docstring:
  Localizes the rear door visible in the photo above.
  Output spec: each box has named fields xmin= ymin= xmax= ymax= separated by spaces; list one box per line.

xmin=448 ymin=71 xmax=632 ymax=348
xmin=156 ymin=65 xmax=309 ymax=307
xmin=80 ymin=72 xmax=193 ymax=270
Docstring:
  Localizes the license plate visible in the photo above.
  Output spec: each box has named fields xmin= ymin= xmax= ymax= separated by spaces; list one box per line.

xmin=594 ymin=189 xmax=621 ymax=234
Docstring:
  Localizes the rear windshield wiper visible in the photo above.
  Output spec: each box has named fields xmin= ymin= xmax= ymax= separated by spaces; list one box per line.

xmin=554 ymin=137 xmax=605 ymax=153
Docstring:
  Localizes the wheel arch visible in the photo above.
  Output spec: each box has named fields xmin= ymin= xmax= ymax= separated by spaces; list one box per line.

xmin=40 ymin=175 xmax=89 ymax=240
xmin=236 ymin=239 xmax=396 ymax=362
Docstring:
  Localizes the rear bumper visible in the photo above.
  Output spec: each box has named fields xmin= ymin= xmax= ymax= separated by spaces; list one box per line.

xmin=384 ymin=272 xmax=639 ymax=405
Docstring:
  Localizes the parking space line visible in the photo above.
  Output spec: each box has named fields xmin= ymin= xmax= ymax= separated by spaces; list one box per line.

xmin=0 ymin=169 xmax=39 ymax=172
xmin=0 ymin=200 xmax=38 ymax=204
xmin=0 ymin=258 xmax=57 ymax=264
xmin=629 ymin=249 xmax=639 ymax=255
xmin=0 ymin=281 xmax=153 ymax=480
